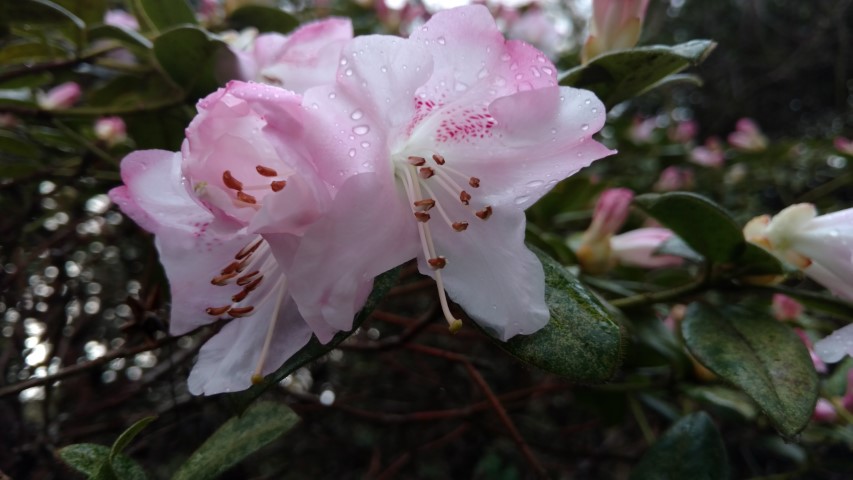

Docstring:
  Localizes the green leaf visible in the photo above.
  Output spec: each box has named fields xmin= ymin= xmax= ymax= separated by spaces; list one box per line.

xmin=171 ymin=402 xmax=299 ymax=480
xmin=110 ymin=416 xmax=156 ymax=462
xmin=0 ymin=42 xmax=72 ymax=64
xmin=88 ymin=24 xmax=153 ymax=50
xmin=730 ymin=243 xmax=786 ymax=276
xmin=58 ymin=444 xmax=147 ymax=480
xmin=560 ymin=40 xmax=716 ymax=108
xmin=130 ymin=0 xmax=196 ymax=33
xmin=634 ymin=192 xmax=744 ymax=263
xmin=230 ymin=267 xmax=400 ymax=407
xmin=756 ymin=284 xmax=853 ymax=320
xmin=50 ymin=0 xmax=107 ymax=25
xmin=681 ymin=303 xmax=819 ymax=437
xmin=630 ymin=412 xmax=729 ymax=480
xmin=494 ymin=247 xmax=622 ymax=382
xmin=227 ymin=5 xmax=299 ymax=34
xmin=2 ymin=0 xmax=85 ymax=43
xmin=684 ymin=385 xmax=758 ymax=420
xmin=0 ymin=130 xmax=40 ymax=159
xmin=152 ymin=26 xmax=235 ymax=98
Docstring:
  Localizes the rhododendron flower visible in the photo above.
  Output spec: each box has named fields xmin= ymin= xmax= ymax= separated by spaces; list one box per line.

xmin=771 ymin=293 xmax=803 ymax=321
xmin=289 ymin=5 xmax=612 ymax=340
xmin=582 ymin=0 xmax=650 ymax=63
xmin=577 ymin=188 xmax=634 ymax=273
xmin=834 ymin=136 xmax=853 ymax=156
xmin=653 ymin=166 xmax=694 ymax=191
xmin=689 ymin=137 xmax=725 ymax=168
xmin=94 ymin=116 xmax=127 ymax=147
xmin=234 ymin=18 xmax=352 ymax=93
xmin=109 ymin=81 xmax=341 ymax=394
xmin=610 ymin=228 xmax=684 ymax=269
xmin=727 ymin=118 xmax=767 ymax=152
xmin=37 ymin=82 xmax=81 ymax=110
xmin=506 ymin=6 xmax=567 ymax=59
xmin=104 ymin=9 xmax=139 ymax=30
xmin=628 ymin=116 xmax=657 ymax=144
xmin=668 ymin=119 xmax=698 ymax=144
xmin=744 ymin=203 xmax=853 ymax=301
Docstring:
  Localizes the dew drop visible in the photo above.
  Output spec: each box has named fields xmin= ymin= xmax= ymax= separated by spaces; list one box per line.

xmin=361 ymin=161 xmax=369 ymax=168
xmin=542 ymin=67 xmax=553 ymax=75
xmin=477 ymin=68 xmax=488 ymax=79
xmin=500 ymin=53 xmax=511 ymax=61
xmin=591 ymin=108 xmax=598 ymax=114
xmin=328 ymin=92 xmax=336 ymax=99
xmin=514 ymin=195 xmax=530 ymax=205
xmin=495 ymin=76 xmax=507 ymax=87
xmin=350 ymin=109 xmax=364 ymax=120
xmin=421 ymin=26 xmax=428 ymax=32
xmin=531 ymin=67 xmax=541 ymax=78
xmin=526 ymin=180 xmax=544 ymax=188
xmin=353 ymin=125 xmax=370 ymax=135
xmin=311 ymin=103 xmax=319 ymax=109
xmin=519 ymin=82 xmax=533 ymax=91
xmin=437 ymin=36 xmax=446 ymax=45
xmin=550 ymin=128 xmax=557 ymax=134
xmin=360 ymin=141 xmax=370 ymax=148
xmin=454 ymin=82 xmax=469 ymax=92
xmin=344 ymin=68 xmax=353 ymax=77
xmin=348 ymin=148 xmax=356 ymax=158
xmin=581 ymin=124 xmax=589 ymax=131
xmin=380 ymin=66 xmax=388 ymax=73
xmin=514 ymin=73 xmax=523 ymax=80
xmin=340 ymin=58 xmax=348 ymax=66
xmin=584 ymin=98 xmax=591 ymax=105
xmin=510 ymin=62 xmax=518 ymax=71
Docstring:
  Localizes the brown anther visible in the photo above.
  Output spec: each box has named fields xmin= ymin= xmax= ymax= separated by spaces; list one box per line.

xmin=414 ymin=211 xmax=431 ymax=222
xmin=475 ymin=206 xmax=493 ymax=220
xmin=419 ymin=167 xmax=435 ymax=179
xmin=414 ymin=199 xmax=436 ymax=211
xmin=232 ymin=288 xmax=250 ymax=303
xmin=205 ymin=305 xmax=231 ymax=316
xmin=223 ymin=170 xmax=243 ymax=191
xmin=234 ymin=258 xmax=250 ymax=273
xmin=270 ymin=180 xmax=286 ymax=192
xmin=236 ymin=271 xmax=260 ymax=286
xmin=256 ymin=165 xmax=278 ymax=177
xmin=428 ymin=257 xmax=447 ymax=269
xmin=237 ymin=191 xmax=257 ymax=204
xmin=235 ymin=239 xmax=263 ymax=260
xmin=469 ymin=177 xmax=480 ymax=188
xmin=407 ymin=156 xmax=426 ymax=166
xmin=221 ymin=261 xmax=241 ymax=275
xmin=459 ymin=191 xmax=471 ymax=205
xmin=432 ymin=153 xmax=446 ymax=165
xmin=228 ymin=306 xmax=255 ymax=318
xmin=243 ymin=276 xmax=263 ymax=292
xmin=211 ymin=272 xmax=237 ymax=286
xmin=452 ymin=221 xmax=469 ymax=232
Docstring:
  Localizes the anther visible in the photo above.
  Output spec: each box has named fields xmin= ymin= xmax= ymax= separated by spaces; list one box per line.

xmin=211 ymin=272 xmax=237 ymax=286
xmin=235 ymin=239 xmax=262 ymax=260
xmin=419 ymin=167 xmax=435 ymax=179
xmin=428 ymin=256 xmax=447 ymax=269
xmin=232 ymin=288 xmax=250 ymax=303
xmin=270 ymin=180 xmax=286 ymax=192
xmin=205 ymin=305 xmax=231 ymax=316
xmin=228 ymin=306 xmax=255 ymax=317
xmin=237 ymin=191 xmax=257 ymax=204
xmin=475 ymin=206 xmax=493 ymax=220
xmin=221 ymin=261 xmax=241 ymax=275
xmin=236 ymin=271 xmax=260 ymax=286
xmin=408 ymin=156 xmax=426 ymax=166
xmin=223 ymin=170 xmax=243 ymax=191
xmin=459 ymin=191 xmax=471 ymax=205
xmin=469 ymin=177 xmax=480 ymax=188
xmin=256 ymin=165 xmax=278 ymax=177
xmin=414 ymin=211 xmax=431 ymax=222
xmin=414 ymin=199 xmax=435 ymax=211
xmin=452 ymin=221 xmax=469 ymax=232
xmin=432 ymin=153 xmax=446 ymax=165
xmin=251 ymin=374 xmax=265 ymax=385
xmin=243 ymin=276 xmax=263 ymax=292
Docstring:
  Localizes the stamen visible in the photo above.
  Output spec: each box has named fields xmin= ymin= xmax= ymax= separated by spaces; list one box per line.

xmin=452 ymin=222 xmax=469 ymax=232
xmin=419 ymin=182 xmax=462 ymax=230
xmin=232 ymin=288 xmax=250 ymax=303
xmin=469 ymin=177 xmax=480 ymax=188
xmin=237 ymin=191 xmax=257 ymax=204
xmin=408 ymin=156 xmax=426 ymax=166
xmin=432 ymin=153 xmax=446 ymax=165
xmin=256 ymin=165 xmax=278 ymax=177
xmin=459 ymin=191 xmax=471 ymax=205
xmin=475 ymin=206 xmax=493 ymax=220
xmin=211 ymin=272 xmax=237 ymax=286
xmin=243 ymin=276 xmax=263 ymax=292
xmin=428 ymin=257 xmax=447 ymax=269
xmin=236 ymin=239 xmax=263 ymax=260
xmin=414 ymin=212 xmax=431 ymax=222
xmin=270 ymin=180 xmax=286 ymax=192
xmin=205 ymin=305 xmax=231 ymax=316
xmin=236 ymin=271 xmax=260 ymax=286
xmin=414 ymin=199 xmax=436 ymax=211
xmin=223 ymin=170 xmax=243 ymax=191
xmin=252 ymin=280 xmax=287 ymax=384
xmin=221 ymin=261 xmax=241 ymax=275
xmin=228 ymin=306 xmax=254 ymax=317
xmin=419 ymin=167 xmax=435 ymax=179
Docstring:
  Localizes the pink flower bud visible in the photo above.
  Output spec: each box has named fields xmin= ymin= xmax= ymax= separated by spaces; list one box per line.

xmin=771 ymin=294 xmax=802 ymax=321
xmin=104 ymin=10 xmax=139 ymax=30
xmin=628 ymin=116 xmax=657 ymax=144
xmin=727 ymin=118 xmax=768 ymax=152
xmin=813 ymin=398 xmax=838 ymax=423
xmin=653 ymin=166 xmax=694 ymax=192
xmin=834 ymin=136 xmax=853 ymax=156
xmin=94 ymin=116 xmax=127 ymax=147
xmin=668 ymin=120 xmax=698 ymax=143
xmin=582 ymin=0 xmax=650 ymax=63
xmin=610 ymin=227 xmax=684 ymax=269
xmin=689 ymin=137 xmax=725 ymax=168
xmin=589 ymin=188 xmax=634 ymax=239
xmin=37 ymin=82 xmax=81 ymax=110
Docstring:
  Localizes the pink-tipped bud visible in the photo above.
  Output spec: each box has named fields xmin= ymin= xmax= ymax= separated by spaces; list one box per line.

xmin=771 ymin=294 xmax=802 ymax=322
xmin=104 ymin=10 xmax=139 ymax=30
xmin=37 ymin=82 xmax=81 ymax=110
xmin=610 ymin=227 xmax=685 ymax=269
xmin=94 ymin=116 xmax=127 ymax=147
xmin=834 ymin=137 xmax=853 ymax=156
xmin=668 ymin=120 xmax=698 ymax=144
xmin=653 ymin=166 xmax=695 ymax=192
xmin=589 ymin=188 xmax=634 ymax=239
xmin=689 ymin=137 xmax=725 ymax=168
xmin=812 ymin=398 xmax=838 ymax=423
xmin=581 ymin=0 xmax=650 ymax=64
xmin=628 ymin=116 xmax=657 ymax=144
xmin=727 ymin=118 xmax=768 ymax=152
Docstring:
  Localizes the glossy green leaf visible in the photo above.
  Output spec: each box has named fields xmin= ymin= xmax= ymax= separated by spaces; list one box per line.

xmin=231 ymin=267 xmax=400 ymax=407
xmin=2 ymin=0 xmax=85 ymax=44
xmin=110 ymin=416 xmax=156 ymax=462
xmin=560 ymin=40 xmax=716 ymax=107
xmin=227 ymin=5 xmax=299 ymax=34
xmin=731 ymin=243 xmax=786 ymax=276
xmin=681 ymin=303 xmax=819 ymax=437
xmin=153 ymin=26 xmax=235 ymax=98
xmin=88 ymin=24 xmax=153 ymax=50
xmin=684 ymin=386 xmax=758 ymax=420
xmin=0 ymin=42 xmax=71 ymax=64
xmin=494 ymin=247 xmax=622 ymax=383
xmin=58 ymin=443 xmax=147 ymax=480
xmin=634 ymin=192 xmax=744 ymax=263
xmin=630 ymin=412 xmax=729 ymax=480
xmin=172 ymin=402 xmax=299 ymax=480
xmin=51 ymin=0 xmax=107 ymax=24
xmin=130 ymin=0 xmax=196 ymax=32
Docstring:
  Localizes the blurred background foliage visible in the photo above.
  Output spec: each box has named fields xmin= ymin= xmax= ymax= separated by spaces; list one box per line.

xmin=1 ymin=0 xmax=852 ymax=478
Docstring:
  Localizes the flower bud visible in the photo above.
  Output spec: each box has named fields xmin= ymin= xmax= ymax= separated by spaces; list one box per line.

xmin=689 ymin=137 xmax=725 ymax=168
xmin=37 ymin=82 xmax=81 ymax=110
xmin=581 ymin=0 xmax=650 ymax=64
xmin=576 ymin=188 xmax=633 ymax=274
xmin=771 ymin=294 xmax=802 ymax=321
xmin=727 ymin=118 xmax=768 ymax=152
xmin=653 ymin=166 xmax=694 ymax=192
xmin=94 ymin=116 xmax=127 ymax=147
xmin=834 ymin=136 xmax=853 ymax=156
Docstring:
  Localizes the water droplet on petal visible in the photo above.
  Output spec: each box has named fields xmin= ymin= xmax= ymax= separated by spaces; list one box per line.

xmin=526 ymin=180 xmax=544 ymax=188
xmin=477 ymin=68 xmax=488 ymax=79
xmin=510 ymin=62 xmax=518 ymax=71
xmin=514 ymin=195 xmax=530 ymax=205
xmin=328 ymin=92 xmax=336 ymax=99
xmin=584 ymin=98 xmax=591 ymax=105
xmin=542 ymin=67 xmax=553 ymax=75
xmin=581 ymin=124 xmax=589 ymax=131
xmin=500 ymin=53 xmax=511 ymax=61
xmin=591 ymin=108 xmax=598 ymax=114
xmin=311 ymin=103 xmax=319 ymax=109
xmin=353 ymin=125 xmax=370 ymax=135
xmin=348 ymin=148 xmax=356 ymax=158
xmin=514 ymin=73 xmax=523 ymax=80
xmin=530 ymin=67 xmax=541 ymax=78
xmin=340 ymin=58 xmax=348 ymax=66
xmin=344 ymin=68 xmax=353 ymax=77
xmin=351 ymin=109 xmax=364 ymax=120
xmin=360 ymin=141 xmax=370 ymax=148
xmin=437 ymin=36 xmax=446 ymax=45
xmin=380 ymin=66 xmax=388 ymax=73
xmin=454 ymin=82 xmax=469 ymax=92
xmin=550 ymin=128 xmax=557 ymax=134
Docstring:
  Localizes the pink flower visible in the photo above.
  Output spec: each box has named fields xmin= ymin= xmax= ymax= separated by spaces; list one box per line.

xmin=94 ymin=116 xmax=127 ymax=147
xmin=109 ymin=81 xmax=340 ymax=394
xmin=812 ymin=398 xmax=838 ymax=423
xmin=288 ymin=5 xmax=613 ymax=340
xmin=234 ymin=18 xmax=353 ymax=93
xmin=668 ymin=119 xmax=698 ymax=143
xmin=744 ymin=203 xmax=853 ymax=302
xmin=689 ymin=137 xmax=725 ymax=168
xmin=834 ymin=137 xmax=853 ymax=156
xmin=104 ymin=10 xmax=139 ymax=30
xmin=610 ymin=228 xmax=684 ymax=269
xmin=577 ymin=188 xmax=634 ymax=273
xmin=628 ymin=116 xmax=657 ymax=144
xmin=727 ymin=118 xmax=768 ymax=152
xmin=653 ymin=166 xmax=694 ymax=192
xmin=582 ymin=0 xmax=650 ymax=63
xmin=794 ymin=329 xmax=827 ymax=373
xmin=771 ymin=293 xmax=803 ymax=321
xmin=37 ymin=82 xmax=81 ymax=110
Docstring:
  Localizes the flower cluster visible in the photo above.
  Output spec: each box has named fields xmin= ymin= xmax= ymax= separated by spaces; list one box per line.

xmin=110 ymin=6 xmax=612 ymax=394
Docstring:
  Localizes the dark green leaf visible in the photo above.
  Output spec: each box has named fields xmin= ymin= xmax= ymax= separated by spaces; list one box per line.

xmin=730 ymin=243 xmax=786 ymax=276
xmin=227 ymin=5 xmax=299 ymax=34
xmin=230 ymin=267 xmax=400 ymax=407
xmin=683 ymin=386 xmax=758 ymax=420
xmin=130 ymin=0 xmax=196 ymax=32
xmin=58 ymin=444 xmax=147 ymax=480
xmin=51 ymin=0 xmax=107 ymax=24
xmin=755 ymin=284 xmax=853 ymax=320
xmin=88 ymin=24 xmax=153 ymax=50
xmin=494 ymin=247 xmax=622 ymax=383
xmin=681 ymin=303 xmax=819 ymax=437
xmin=152 ymin=26 xmax=235 ymax=98
xmin=634 ymin=192 xmax=744 ymax=263
xmin=171 ymin=402 xmax=299 ymax=480
xmin=0 ymin=130 xmax=40 ymax=159
xmin=630 ymin=412 xmax=729 ymax=480
xmin=0 ymin=42 xmax=72 ymax=64
xmin=560 ymin=40 xmax=716 ymax=108
xmin=2 ymin=0 xmax=85 ymax=43
xmin=110 ymin=416 xmax=156 ymax=461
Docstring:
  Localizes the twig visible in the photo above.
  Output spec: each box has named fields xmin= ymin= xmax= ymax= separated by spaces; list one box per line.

xmin=609 ymin=275 xmax=708 ymax=309
xmin=375 ymin=424 xmax=471 ymax=480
